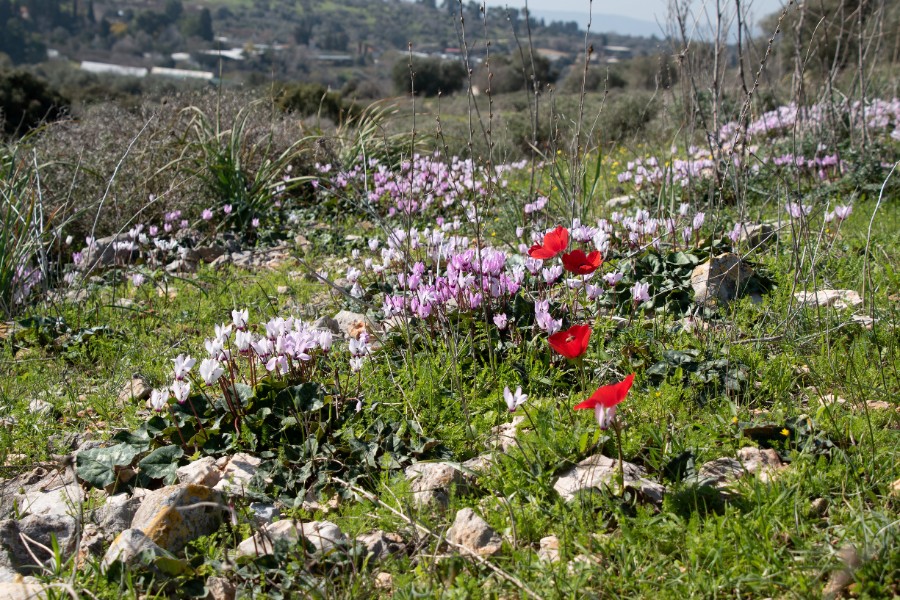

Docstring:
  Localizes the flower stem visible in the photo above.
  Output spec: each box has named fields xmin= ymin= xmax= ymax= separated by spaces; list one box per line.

xmin=613 ymin=418 xmax=625 ymax=495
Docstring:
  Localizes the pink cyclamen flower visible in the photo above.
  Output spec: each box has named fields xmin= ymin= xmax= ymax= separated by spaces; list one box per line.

xmin=202 ymin=209 xmax=213 ymax=221
xmin=251 ymin=218 xmax=260 ymax=228
xmin=223 ymin=204 xmax=233 ymax=215
xmin=131 ymin=273 xmax=145 ymax=287
xmin=834 ymin=204 xmax=852 ymax=221
xmin=493 ymin=313 xmax=508 ymax=330
xmin=632 ymin=282 xmax=651 ymax=304
xmin=603 ymin=272 xmax=623 ymax=287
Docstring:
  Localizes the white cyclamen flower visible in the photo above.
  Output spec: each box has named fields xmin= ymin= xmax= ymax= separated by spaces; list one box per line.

xmin=199 ymin=358 xmax=224 ymax=386
xmin=503 ymin=386 xmax=527 ymax=412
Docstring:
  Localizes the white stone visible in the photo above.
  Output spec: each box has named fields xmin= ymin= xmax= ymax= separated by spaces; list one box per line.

xmin=691 ymin=253 xmax=754 ymax=304
xmin=446 ymin=508 xmax=502 ymax=556
xmin=176 ymin=456 xmax=222 ymax=487
xmin=101 ymin=528 xmax=172 ymax=569
xmin=553 ymin=454 xmax=665 ymax=504
xmin=213 ymin=453 xmax=261 ymax=496
xmin=538 ymin=535 xmax=561 ymax=563
xmin=404 ymin=463 xmax=467 ymax=508
xmin=236 ymin=520 xmax=346 ymax=557
xmin=794 ymin=289 xmax=863 ymax=310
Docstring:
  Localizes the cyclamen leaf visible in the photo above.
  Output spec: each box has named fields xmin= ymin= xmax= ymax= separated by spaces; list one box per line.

xmin=138 ymin=445 xmax=184 ymax=483
xmin=76 ymin=443 xmax=141 ymax=489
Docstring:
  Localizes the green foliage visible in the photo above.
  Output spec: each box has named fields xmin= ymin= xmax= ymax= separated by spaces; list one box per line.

xmin=561 ymin=65 xmax=627 ymax=94
xmin=75 ymin=367 xmax=448 ymax=504
xmin=276 ymin=82 xmax=351 ymax=124
xmin=176 ymin=100 xmax=316 ymax=235
xmin=392 ymin=56 xmax=466 ymax=97
xmin=0 ymin=69 xmax=68 ymax=137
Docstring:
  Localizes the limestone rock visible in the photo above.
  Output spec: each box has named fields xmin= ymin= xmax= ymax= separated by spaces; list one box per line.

xmin=809 ymin=498 xmax=829 ymax=518
xmin=192 ymin=245 xmax=225 ymax=264
xmin=736 ymin=447 xmax=784 ymax=481
xmin=356 ymin=530 xmax=405 ymax=560
xmin=78 ymin=235 xmax=138 ymax=271
xmin=605 ymin=195 xmax=633 ymax=208
xmin=374 ymin=572 xmax=393 ymax=592
xmin=691 ymin=253 xmax=754 ymax=304
xmin=446 ymin=508 xmax=502 ymax=556
xmin=738 ymin=223 xmax=777 ymax=250
xmin=116 ymin=375 xmax=152 ymax=406
xmin=101 ymin=528 xmax=173 ymax=569
xmin=165 ymin=258 xmax=198 ymax=274
xmin=236 ymin=520 xmax=346 ymax=557
xmin=248 ymin=502 xmax=279 ymax=525
xmin=0 ymin=514 xmax=78 ymax=574
xmin=130 ymin=484 xmax=225 ymax=553
xmin=404 ymin=463 xmax=467 ymax=508
xmin=92 ymin=494 xmax=142 ymax=537
xmin=177 ymin=457 xmax=222 ymax=488
xmin=311 ymin=316 xmax=341 ymax=335
xmin=12 ymin=469 xmax=83 ymax=519
xmin=794 ymin=289 xmax=863 ymax=310
xmin=0 ymin=468 xmax=63 ymax=518
xmin=489 ymin=415 xmax=526 ymax=453
xmin=553 ymin=454 xmax=665 ymax=504
xmin=698 ymin=447 xmax=784 ymax=488
xmin=0 ymin=582 xmax=49 ymax=599
xmin=697 ymin=457 xmax=744 ymax=487
xmin=27 ymin=399 xmax=52 ymax=416
xmin=205 ymin=576 xmax=236 ymax=600
xmin=461 ymin=454 xmax=495 ymax=475
xmin=823 ymin=545 xmax=861 ymax=600
xmin=213 ymin=453 xmax=261 ymax=496
xmin=538 ymin=535 xmax=561 ymax=563
xmin=333 ymin=310 xmax=375 ymax=339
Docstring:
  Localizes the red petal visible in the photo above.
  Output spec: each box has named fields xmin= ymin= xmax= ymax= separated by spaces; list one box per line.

xmin=548 ymin=324 xmax=591 ymax=359
xmin=573 ymin=398 xmax=597 ymax=410
xmin=588 ymin=373 xmax=635 ymax=408
xmin=544 ymin=226 xmax=569 ymax=254
xmin=528 ymin=244 xmax=554 ymax=259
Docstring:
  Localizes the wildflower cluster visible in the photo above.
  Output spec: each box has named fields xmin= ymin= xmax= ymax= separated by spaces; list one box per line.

xmin=147 ymin=309 xmax=371 ymax=431
xmin=314 ymin=153 xmax=528 ymax=217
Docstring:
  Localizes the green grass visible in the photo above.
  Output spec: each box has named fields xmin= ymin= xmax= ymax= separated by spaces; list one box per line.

xmin=1 ymin=135 xmax=898 ymax=599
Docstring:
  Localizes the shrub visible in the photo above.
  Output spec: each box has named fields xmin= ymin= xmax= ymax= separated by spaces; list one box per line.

xmin=0 ymin=70 xmax=69 ymax=138
xmin=391 ymin=56 xmax=466 ymax=97
xmin=561 ymin=65 xmax=627 ymax=94
xmin=276 ymin=82 xmax=350 ymax=124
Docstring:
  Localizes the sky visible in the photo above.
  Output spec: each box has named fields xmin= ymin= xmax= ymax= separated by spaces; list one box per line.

xmin=483 ymin=0 xmax=787 ymax=29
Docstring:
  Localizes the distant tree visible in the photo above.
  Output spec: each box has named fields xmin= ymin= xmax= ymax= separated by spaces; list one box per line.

xmin=418 ymin=0 xmax=436 ymax=8
xmin=197 ymin=8 xmax=213 ymax=41
xmin=164 ymin=0 xmax=183 ymax=23
xmin=392 ymin=56 xmax=466 ymax=97
xmin=0 ymin=18 xmax=47 ymax=64
xmin=475 ymin=52 xmax=557 ymax=95
xmin=181 ymin=8 xmax=213 ymax=41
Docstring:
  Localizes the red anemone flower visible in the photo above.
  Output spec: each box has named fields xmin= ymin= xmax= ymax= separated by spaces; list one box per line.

xmin=561 ymin=249 xmax=603 ymax=275
xmin=573 ymin=374 xmax=635 ymax=429
xmin=528 ymin=226 xmax=569 ymax=260
xmin=548 ymin=324 xmax=591 ymax=359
